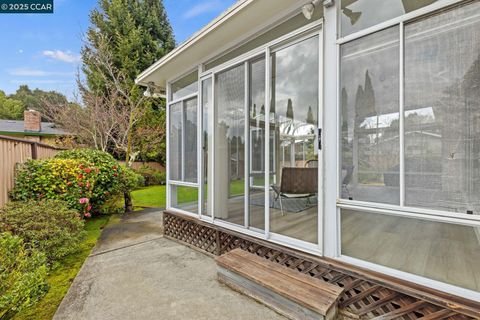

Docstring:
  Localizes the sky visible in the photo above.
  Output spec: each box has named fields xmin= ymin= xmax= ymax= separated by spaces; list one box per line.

xmin=0 ymin=0 xmax=236 ymax=100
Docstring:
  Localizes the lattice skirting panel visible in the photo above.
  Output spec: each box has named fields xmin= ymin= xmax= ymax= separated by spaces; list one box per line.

xmin=163 ymin=211 xmax=479 ymax=320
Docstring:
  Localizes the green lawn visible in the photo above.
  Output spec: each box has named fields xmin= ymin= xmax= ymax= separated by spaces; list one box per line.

xmin=13 ymin=215 xmax=111 ymax=320
xmin=131 ymin=180 xmax=246 ymax=208
xmin=131 ymin=185 xmax=167 ymax=208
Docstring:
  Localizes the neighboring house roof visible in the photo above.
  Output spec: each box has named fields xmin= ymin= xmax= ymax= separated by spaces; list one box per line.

xmin=0 ymin=119 xmax=68 ymax=136
xmin=136 ymin=0 xmax=306 ymax=90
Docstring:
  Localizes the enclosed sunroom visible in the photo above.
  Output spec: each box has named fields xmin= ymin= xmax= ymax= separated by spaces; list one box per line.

xmin=137 ymin=0 xmax=480 ymax=311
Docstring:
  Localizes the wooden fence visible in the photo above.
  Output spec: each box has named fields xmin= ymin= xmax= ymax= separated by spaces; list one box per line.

xmin=0 ymin=135 xmax=62 ymax=207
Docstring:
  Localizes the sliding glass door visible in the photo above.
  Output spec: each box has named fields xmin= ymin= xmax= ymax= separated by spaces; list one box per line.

xmin=195 ymin=24 xmax=323 ymax=252
xmin=268 ymin=34 xmax=320 ymax=245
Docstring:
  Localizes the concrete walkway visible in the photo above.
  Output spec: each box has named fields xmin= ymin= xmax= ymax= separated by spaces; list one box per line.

xmin=54 ymin=209 xmax=285 ymax=320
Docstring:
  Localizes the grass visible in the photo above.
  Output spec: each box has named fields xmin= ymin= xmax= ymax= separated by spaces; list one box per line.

xmin=13 ymin=215 xmax=111 ymax=320
xmin=131 ymin=185 xmax=166 ymax=208
xmin=131 ymin=179 xmax=246 ymax=208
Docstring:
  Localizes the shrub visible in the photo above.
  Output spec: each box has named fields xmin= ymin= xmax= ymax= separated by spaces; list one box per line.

xmin=0 ymin=233 xmax=48 ymax=320
xmin=0 ymin=200 xmax=85 ymax=264
xmin=135 ymin=165 xmax=166 ymax=186
xmin=12 ymin=149 xmax=125 ymax=216
xmin=98 ymin=197 xmax=124 ymax=215
xmin=55 ymin=149 xmax=122 ymax=207
xmin=11 ymin=158 xmax=95 ymax=215
xmin=119 ymin=166 xmax=145 ymax=192
xmin=153 ymin=171 xmax=167 ymax=184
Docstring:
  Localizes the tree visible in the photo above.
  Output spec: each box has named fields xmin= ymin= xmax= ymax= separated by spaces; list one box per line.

xmin=82 ymin=0 xmax=175 ymax=164
xmin=133 ymin=105 xmax=167 ymax=163
xmin=306 ymin=106 xmax=314 ymax=124
xmin=80 ymin=0 xmax=175 ymax=211
xmin=0 ymin=91 xmax=23 ymax=120
xmin=286 ymin=98 xmax=294 ymax=119
xmin=83 ymin=0 xmax=174 ymax=92
xmin=10 ymin=85 xmax=68 ymax=119
xmin=42 ymin=79 xmax=120 ymax=152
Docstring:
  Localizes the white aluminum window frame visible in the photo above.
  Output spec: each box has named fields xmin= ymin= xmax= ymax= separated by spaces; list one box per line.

xmin=335 ymin=0 xmax=480 ymax=301
xmin=166 ymin=19 xmax=324 ymax=256
xmin=166 ymin=70 xmax=200 ymax=212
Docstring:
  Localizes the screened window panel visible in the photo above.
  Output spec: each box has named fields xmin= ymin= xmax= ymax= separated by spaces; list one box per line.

xmin=341 ymin=209 xmax=480 ymax=292
xmin=169 ymin=102 xmax=182 ymax=181
xmin=340 ymin=0 xmax=439 ymax=36
xmin=184 ymin=98 xmax=198 ymax=183
xmin=169 ymin=98 xmax=198 ymax=183
xmin=404 ymin=1 xmax=480 ymax=214
xmin=215 ymin=64 xmax=245 ymax=226
xmin=340 ymin=27 xmax=400 ymax=205
xmin=171 ymin=185 xmax=198 ymax=214
xmin=171 ymin=70 xmax=198 ymax=101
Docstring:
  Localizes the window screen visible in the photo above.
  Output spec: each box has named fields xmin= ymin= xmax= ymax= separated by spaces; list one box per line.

xmin=340 ymin=27 xmax=400 ymax=204
xmin=169 ymin=102 xmax=182 ymax=181
xmin=404 ymin=1 xmax=480 ymax=214
xmin=171 ymin=70 xmax=198 ymax=101
xmin=169 ymin=98 xmax=198 ymax=183
xmin=214 ymin=64 xmax=246 ymax=226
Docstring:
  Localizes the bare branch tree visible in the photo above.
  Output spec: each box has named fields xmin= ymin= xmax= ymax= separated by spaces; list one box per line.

xmin=83 ymin=34 xmax=148 ymax=167
xmin=42 ymin=73 xmax=121 ymax=150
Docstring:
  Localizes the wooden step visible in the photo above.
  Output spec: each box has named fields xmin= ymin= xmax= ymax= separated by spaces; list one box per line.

xmin=216 ymin=249 xmax=343 ymax=320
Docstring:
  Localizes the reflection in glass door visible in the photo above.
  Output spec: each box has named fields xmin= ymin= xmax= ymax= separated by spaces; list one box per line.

xmin=269 ymin=35 xmax=320 ymax=244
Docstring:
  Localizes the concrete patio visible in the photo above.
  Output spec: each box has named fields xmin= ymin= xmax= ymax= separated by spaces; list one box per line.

xmin=53 ymin=209 xmax=285 ymax=320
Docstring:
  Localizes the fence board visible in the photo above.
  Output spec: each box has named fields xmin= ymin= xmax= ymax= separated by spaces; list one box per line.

xmin=0 ymin=135 xmax=61 ymax=207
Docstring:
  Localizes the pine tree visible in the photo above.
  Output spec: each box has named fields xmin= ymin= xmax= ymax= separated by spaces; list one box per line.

xmin=286 ymin=98 xmax=294 ymax=120
xmin=306 ymin=106 xmax=314 ymax=124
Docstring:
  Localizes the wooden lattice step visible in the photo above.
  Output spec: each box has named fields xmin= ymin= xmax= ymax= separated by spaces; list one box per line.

xmin=216 ymin=249 xmax=343 ymax=320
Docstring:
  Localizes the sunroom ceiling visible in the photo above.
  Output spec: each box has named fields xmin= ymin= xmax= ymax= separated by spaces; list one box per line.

xmin=136 ymin=0 xmax=306 ymax=90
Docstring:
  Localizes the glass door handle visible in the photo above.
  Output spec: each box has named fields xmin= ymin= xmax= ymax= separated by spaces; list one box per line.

xmin=318 ymin=128 xmax=322 ymax=150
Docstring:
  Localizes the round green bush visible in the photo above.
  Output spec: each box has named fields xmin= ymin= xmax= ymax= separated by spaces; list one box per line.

xmin=0 ymin=232 xmax=48 ymax=320
xmin=0 ymin=200 xmax=85 ymax=264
